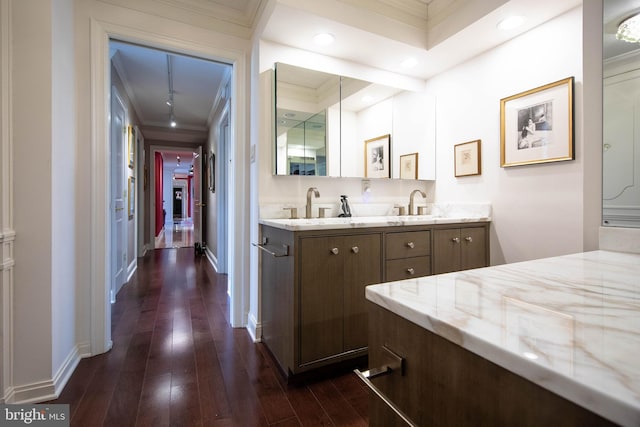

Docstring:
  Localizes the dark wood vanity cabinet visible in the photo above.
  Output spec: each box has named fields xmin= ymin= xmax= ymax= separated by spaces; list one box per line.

xmin=260 ymin=221 xmax=489 ymax=379
xmin=260 ymin=225 xmax=382 ymax=377
xmin=299 ymin=233 xmax=382 ymax=366
xmin=432 ymin=225 xmax=488 ymax=274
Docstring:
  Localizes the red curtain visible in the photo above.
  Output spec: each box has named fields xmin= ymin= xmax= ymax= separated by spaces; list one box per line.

xmin=155 ymin=152 xmax=164 ymax=236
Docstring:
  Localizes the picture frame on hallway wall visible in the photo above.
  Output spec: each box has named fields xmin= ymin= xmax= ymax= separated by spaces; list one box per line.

xmin=365 ymin=134 xmax=390 ymax=178
xmin=127 ymin=125 xmax=136 ymax=169
xmin=128 ymin=176 xmax=135 ymax=219
xmin=400 ymin=152 xmax=418 ymax=179
xmin=500 ymin=76 xmax=574 ymax=167
xmin=208 ymin=152 xmax=215 ymax=193
xmin=454 ymin=140 xmax=481 ymax=177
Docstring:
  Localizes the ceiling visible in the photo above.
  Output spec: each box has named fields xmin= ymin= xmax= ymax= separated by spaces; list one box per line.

xmin=110 ymin=0 xmax=586 ymax=171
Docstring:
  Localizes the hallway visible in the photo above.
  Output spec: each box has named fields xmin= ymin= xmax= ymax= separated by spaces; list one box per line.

xmin=50 ymin=248 xmax=369 ymax=426
xmin=155 ymin=220 xmax=195 ymax=249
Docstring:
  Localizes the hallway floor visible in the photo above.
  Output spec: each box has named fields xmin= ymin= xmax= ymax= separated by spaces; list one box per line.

xmin=155 ymin=220 xmax=194 ymax=249
xmin=50 ymin=248 xmax=369 ymax=426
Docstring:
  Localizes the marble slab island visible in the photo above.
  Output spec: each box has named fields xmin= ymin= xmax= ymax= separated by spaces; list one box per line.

xmin=366 ymin=250 xmax=640 ymax=426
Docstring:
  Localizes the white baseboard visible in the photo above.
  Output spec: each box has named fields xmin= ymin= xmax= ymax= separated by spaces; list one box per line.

xmin=205 ymin=247 xmax=218 ymax=272
xmin=126 ymin=259 xmax=137 ymax=282
xmin=4 ymin=344 xmax=81 ymax=404
xmin=246 ymin=312 xmax=262 ymax=343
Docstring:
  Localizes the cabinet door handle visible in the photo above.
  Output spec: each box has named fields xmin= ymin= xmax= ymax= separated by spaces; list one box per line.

xmin=465 ymin=236 xmax=473 ymax=242
xmin=351 ymin=246 xmax=359 ymax=254
xmin=330 ymin=247 xmax=339 ymax=255
xmin=407 ymin=267 xmax=415 ymax=275
xmin=452 ymin=237 xmax=460 ymax=243
xmin=406 ymin=241 xmax=415 ymax=249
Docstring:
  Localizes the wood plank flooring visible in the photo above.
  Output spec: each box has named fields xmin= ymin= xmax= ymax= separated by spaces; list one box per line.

xmin=49 ymin=248 xmax=369 ymax=426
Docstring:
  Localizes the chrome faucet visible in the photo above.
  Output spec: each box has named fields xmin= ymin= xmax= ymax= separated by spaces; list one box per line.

xmin=408 ymin=189 xmax=427 ymax=215
xmin=306 ymin=187 xmax=320 ymax=218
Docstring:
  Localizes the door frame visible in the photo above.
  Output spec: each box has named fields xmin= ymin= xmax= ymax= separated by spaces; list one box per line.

xmin=90 ymin=19 xmax=250 ymax=355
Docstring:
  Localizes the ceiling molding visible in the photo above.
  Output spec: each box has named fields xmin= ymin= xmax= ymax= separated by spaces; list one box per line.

xmin=111 ymin=51 xmax=149 ymax=124
xmin=97 ymin=0 xmax=267 ymax=39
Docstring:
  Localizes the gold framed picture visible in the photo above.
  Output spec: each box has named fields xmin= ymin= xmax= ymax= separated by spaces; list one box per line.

xmin=127 ymin=125 xmax=136 ymax=169
xmin=399 ymin=152 xmax=418 ymax=179
xmin=500 ymin=77 xmax=574 ymax=167
xmin=454 ymin=140 xmax=481 ymax=177
xmin=364 ymin=134 xmax=390 ymax=178
xmin=128 ymin=176 xmax=135 ymax=219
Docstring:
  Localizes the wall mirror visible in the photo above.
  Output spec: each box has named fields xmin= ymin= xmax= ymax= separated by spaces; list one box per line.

xmin=603 ymin=0 xmax=640 ymax=227
xmin=274 ymin=63 xmax=436 ymax=180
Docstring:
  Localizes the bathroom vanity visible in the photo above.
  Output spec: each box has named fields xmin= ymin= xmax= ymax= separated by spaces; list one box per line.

xmin=258 ymin=215 xmax=490 ymax=379
xmin=361 ymin=250 xmax=640 ymax=427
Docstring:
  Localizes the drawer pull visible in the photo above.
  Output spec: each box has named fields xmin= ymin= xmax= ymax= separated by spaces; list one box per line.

xmin=352 ymin=246 xmax=359 ymax=254
xmin=354 ymin=346 xmax=415 ymax=427
xmin=465 ymin=236 xmax=473 ymax=242
xmin=330 ymin=247 xmax=339 ymax=255
xmin=407 ymin=267 xmax=415 ymax=275
xmin=406 ymin=241 xmax=415 ymax=249
xmin=452 ymin=237 xmax=460 ymax=243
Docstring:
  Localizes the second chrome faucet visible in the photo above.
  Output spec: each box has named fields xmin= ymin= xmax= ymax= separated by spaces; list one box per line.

xmin=305 ymin=187 xmax=320 ymax=219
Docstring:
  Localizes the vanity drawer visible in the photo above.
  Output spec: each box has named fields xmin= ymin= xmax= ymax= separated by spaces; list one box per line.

xmin=385 ymin=231 xmax=430 ymax=260
xmin=385 ymin=256 xmax=431 ymax=281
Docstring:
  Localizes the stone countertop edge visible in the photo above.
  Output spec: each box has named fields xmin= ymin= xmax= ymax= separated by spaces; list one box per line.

xmin=365 ymin=250 xmax=640 ymax=427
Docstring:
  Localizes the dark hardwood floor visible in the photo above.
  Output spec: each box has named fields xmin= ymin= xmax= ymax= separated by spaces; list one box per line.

xmin=50 ymin=248 xmax=369 ymax=426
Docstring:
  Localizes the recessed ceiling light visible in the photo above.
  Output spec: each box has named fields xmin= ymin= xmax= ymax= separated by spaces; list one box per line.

xmin=401 ymin=57 xmax=417 ymax=69
xmin=497 ymin=15 xmax=525 ymax=31
xmin=284 ymin=112 xmax=296 ymax=118
xmin=313 ymin=33 xmax=335 ymax=46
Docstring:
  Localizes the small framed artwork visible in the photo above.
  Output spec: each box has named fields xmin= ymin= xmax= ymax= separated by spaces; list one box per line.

xmin=399 ymin=153 xmax=418 ymax=179
xmin=208 ymin=152 xmax=216 ymax=193
xmin=454 ymin=140 xmax=481 ymax=177
xmin=128 ymin=176 xmax=135 ymax=219
xmin=365 ymin=134 xmax=390 ymax=178
xmin=127 ymin=126 xmax=135 ymax=169
xmin=500 ymin=77 xmax=574 ymax=167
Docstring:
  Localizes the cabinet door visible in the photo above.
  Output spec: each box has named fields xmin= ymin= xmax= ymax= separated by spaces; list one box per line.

xmin=461 ymin=227 xmax=487 ymax=270
xmin=299 ymin=236 xmax=344 ymax=365
xmin=343 ymin=233 xmax=382 ymax=351
xmin=433 ymin=229 xmax=461 ymax=274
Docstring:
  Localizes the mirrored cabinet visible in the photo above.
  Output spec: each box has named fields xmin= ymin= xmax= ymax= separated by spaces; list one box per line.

xmin=274 ymin=62 xmax=436 ymax=180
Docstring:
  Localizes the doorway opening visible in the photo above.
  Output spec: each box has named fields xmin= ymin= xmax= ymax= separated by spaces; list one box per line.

xmin=108 ymin=39 xmax=233 ymax=321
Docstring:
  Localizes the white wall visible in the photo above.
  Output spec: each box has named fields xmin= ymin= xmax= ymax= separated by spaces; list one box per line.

xmin=51 ymin=0 xmax=77 ymax=381
xmin=426 ymin=6 xmax=591 ymax=265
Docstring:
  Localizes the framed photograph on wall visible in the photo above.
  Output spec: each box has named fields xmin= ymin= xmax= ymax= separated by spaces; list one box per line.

xmin=127 ymin=126 xmax=135 ymax=169
xmin=454 ymin=140 xmax=481 ymax=177
xmin=365 ymin=134 xmax=390 ymax=178
xmin=208 ymin=152 xmax=215 ymax=193
xmin=500 ymin=77 xmax=574 ymax=167
xmin=128 ymin=176 xmax=135 ymax=219
xmin=399 ymin=152 xmax=418 ymax=179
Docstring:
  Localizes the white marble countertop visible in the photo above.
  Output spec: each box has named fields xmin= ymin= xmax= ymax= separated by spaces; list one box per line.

xmin=366 ymin=250 xmax=640 ymax=427
xmin=259 ymin=215 xmax=491 ymax=231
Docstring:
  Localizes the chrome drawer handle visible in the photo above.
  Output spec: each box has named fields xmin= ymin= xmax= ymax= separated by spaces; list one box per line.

xmin=465 ymin=236 xmax=473 ymax=242
xmin=352 ymin=246 xmax=359 ymax=254
xmin=406 ymin=241 xmax=415 ymax=249
xmin=407 ymin=268 xmax=415 ymax=275
xmin=452 ymin=237 xmax=460 ymax=243
xmin=331 ymin=247 xmax=339 ymax=255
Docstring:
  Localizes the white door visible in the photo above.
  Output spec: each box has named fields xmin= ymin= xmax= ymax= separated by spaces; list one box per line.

xmin=111 ymin=87 xmax=127 ymax=302
xmin=193 ymin=147 xmax=203 ymax=250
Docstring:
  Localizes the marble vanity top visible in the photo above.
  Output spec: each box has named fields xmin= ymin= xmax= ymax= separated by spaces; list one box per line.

xmin=259 ymin=215 xmax=491 ymax=231
xmin=366 ymin=250 xmax=640 ymax=426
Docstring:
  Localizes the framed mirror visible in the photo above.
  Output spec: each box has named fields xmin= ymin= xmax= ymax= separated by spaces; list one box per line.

xmin=274 ymin=63 xmax=436 ymax=180
xmin=603 ymin=0 xmax=640 ymax=227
